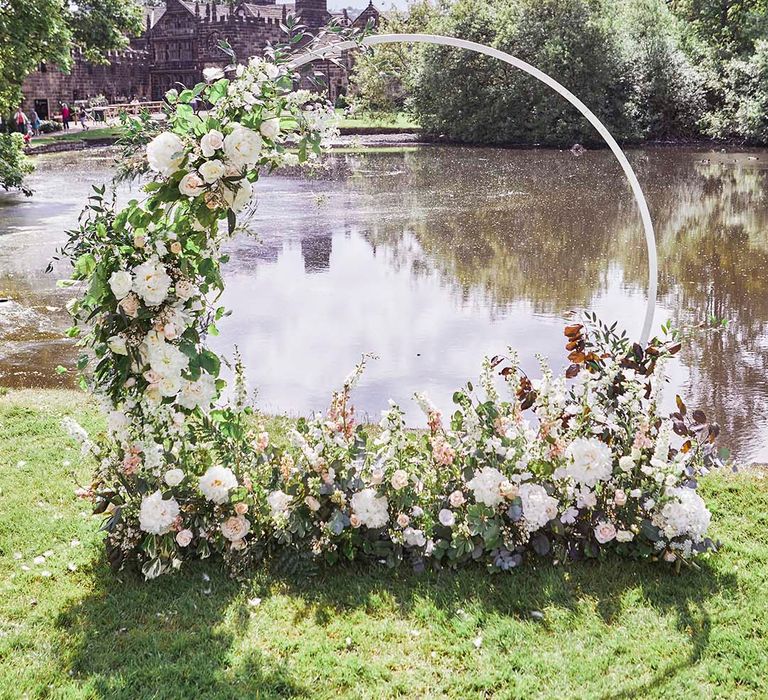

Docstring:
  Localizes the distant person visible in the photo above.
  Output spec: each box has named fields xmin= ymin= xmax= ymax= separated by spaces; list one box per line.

xmin=14 ymin=107 xmax=28 ymax=133
xmin=78 ymin=107 xmax=89 ymax=130
xmin=61 ymin=102 xmax=70 ymax=129
xmin=29 ymin=108 xmax=41 ymax=136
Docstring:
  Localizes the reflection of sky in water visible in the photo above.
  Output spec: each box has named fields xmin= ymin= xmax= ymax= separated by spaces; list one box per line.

xmin=0 ymin=146 xmax=766 ymax=462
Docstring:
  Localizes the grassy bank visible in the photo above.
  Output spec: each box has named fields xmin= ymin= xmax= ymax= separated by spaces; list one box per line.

xmin=1 ymin=389 xmax=767 ymax=699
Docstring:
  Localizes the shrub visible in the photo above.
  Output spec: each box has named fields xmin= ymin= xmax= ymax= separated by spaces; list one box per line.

xmin=0 ymin=132 xmax=34 ymax=195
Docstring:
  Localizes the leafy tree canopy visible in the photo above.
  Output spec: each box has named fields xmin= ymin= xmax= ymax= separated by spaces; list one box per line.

xmin=0 ymin=0 xmax=143 ymax=113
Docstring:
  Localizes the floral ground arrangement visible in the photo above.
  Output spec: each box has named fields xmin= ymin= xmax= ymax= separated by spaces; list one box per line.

xmin=1 ymin=390 xmax=767 ymax=699
xmin=56 ymin=42 xmax=725 ymax=581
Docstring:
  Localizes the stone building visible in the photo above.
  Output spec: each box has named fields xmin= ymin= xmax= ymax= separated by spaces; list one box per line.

xmin=20 ymin=0 xmax=380 ymax=119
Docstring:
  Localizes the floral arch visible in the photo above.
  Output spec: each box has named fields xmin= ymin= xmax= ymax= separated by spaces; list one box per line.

xmin=61 ymin=33 xmax=719 ymax=580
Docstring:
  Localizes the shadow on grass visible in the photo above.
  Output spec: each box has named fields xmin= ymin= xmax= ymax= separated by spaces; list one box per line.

xmin=277 ymin=556 xmax=734 ymax=699
xmin=55 ymin=553 xmax=735 ymax=699
xmin=54 ymin=559 xmax=309 ymax=700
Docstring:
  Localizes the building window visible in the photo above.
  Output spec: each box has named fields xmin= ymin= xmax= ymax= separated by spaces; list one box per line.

xmin=40 ymin=62 xmax=47 ymax=73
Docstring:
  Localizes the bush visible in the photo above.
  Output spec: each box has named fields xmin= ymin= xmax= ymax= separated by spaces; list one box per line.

xmin=705 ymin=39 xmax=768 ymax=143
xmin=615 ymin=0 xmax=707 ymax=140
xmin=0 ymin=132 xmax=34 ymax=195
xmin=409 ymin=0 xmax=633 ymax=146
xmin=39 ymin=119 xmax=62 ymax=133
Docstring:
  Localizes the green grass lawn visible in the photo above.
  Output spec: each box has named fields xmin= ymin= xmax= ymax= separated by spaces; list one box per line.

xmin=28 ymin=126 xmax=124 ymax=147
xmin=1 ymin=389 xmax=767 ymax=699
xmin=336 ymin=111 xmax=420 ymax=131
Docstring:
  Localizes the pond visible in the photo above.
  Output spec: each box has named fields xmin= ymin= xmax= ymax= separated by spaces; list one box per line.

xmin=1 ymin=145 xmax=766 ymax=463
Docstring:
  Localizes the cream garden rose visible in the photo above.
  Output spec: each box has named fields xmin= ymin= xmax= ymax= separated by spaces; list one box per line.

xmin=109 ymin=270 xmax=133 ymax=299
xmin=138 ymin=490 xmax=180 ymax=535
xmin=146 ymin=132 xmax=185 ymax=176
xmin=223 ymin=125 xmax=262 ymax=168
xmin=199 ymin=465 xmax=238 ymax=504
xmin=179 ymin=172 xmax=205 ymax=197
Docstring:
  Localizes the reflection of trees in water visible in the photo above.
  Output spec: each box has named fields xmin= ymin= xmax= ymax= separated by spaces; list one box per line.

xmin=333 ymin=148 xmax=768 ymax=459
xmin=342 ymin=148 xmax=628 ymax=314
xmin=615 ymin=153 xmax=768 ymax=459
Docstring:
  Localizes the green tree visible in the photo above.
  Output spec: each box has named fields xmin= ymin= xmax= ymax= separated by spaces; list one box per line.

xmin=0 ymin=0 xmax=143 ymax=114
xmin=349 ymin=0 xmax=437 ymax=118
xmin=409 ymin=0 xmax=633 ymax=145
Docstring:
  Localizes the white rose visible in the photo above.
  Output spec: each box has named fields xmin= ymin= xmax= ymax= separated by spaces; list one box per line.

xmin=198 ymin=159 xmax=226 ymax=184
xmin=132 ymin=258 xmax=171 ymax=306
xmin=594 ymin=521 xmax=617 ymax=544
xmin=221 ymin=515 xmax=251 ymax=541
xmin=146 ymin=132 xmax=185 ymax=177
xmin=109 ymin=270 xmax=133 ymax=300
xmin=176 ymin=529 xmax=193 ymax=547
xmin=164 ymin=468 xmax=185 ymax=487
xmin=203 ymin=66 xmax=225 ymax=82
xmin=177 ymin=374 xmax=217 ymax=411
xmin=304 ymin=495 xmax=321 ymax=512
xmin=267 ymin=490 xmax=293 ymax=517
xmin=438 ymin=509 xmax=455 ymax=527
xmin=263 ymin=63 xmax=280 ymax=79
xmin=616 ymin=529 xmax=634 ymax=542
xmin=107 ymin=335 xmax=128 ymax=355
xmin=619 ymin=455 xmax=635 ymax=473
xmin=179 ymin=171 xmax=206 ymax=197
xmin=200 ymin=129 xmax=224 ymax=157
xmin=138 ymin=490 xmax=180 ymax=535
xmin=390 ymin=469 xmax=409 ymax=491
xmin=223 ymin=125 xmax=262 ymax=168
xmin=199 ymin=465 xmax=238 ymax=504
xmin=175 ymin=279 xmax=196 ymax=301
xmin=260 ymin=117 xmax=280 ymax=140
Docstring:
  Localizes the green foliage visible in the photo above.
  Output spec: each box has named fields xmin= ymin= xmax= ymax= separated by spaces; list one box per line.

xmin=365 ymin=0 xmax=768 ymax=144
xmin=704 ymin=39 xmax=768 ymax=143
xmin=410 ymin=0 xmax=633 ymax=145
xmin=0 ymin=0 xmax=143 ymax=114
xmin=349 ymin=1 xmax=437 ymax=118
xmin=0 ymin=132 xmax=34 ymax=195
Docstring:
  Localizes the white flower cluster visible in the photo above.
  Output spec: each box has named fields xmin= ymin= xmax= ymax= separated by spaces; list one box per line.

xmin=467 ymin=467 xmax=506 ymax=508
xmin=350 ymin=488 xmax=389 ymax=529
xmin=655 ymin=487 xmax=711 ymax=542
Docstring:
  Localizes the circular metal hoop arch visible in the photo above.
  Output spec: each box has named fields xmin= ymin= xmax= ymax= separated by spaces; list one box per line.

xmin=291 ymin=33 xmax=658 ymax=344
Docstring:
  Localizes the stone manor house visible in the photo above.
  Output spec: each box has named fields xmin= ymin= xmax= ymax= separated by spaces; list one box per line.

xmin=20 ymin=0 xmax=380 ymax=120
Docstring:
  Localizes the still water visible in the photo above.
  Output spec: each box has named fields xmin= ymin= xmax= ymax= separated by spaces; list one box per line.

xmin=1 ymin=146 xmax=766 ymax=462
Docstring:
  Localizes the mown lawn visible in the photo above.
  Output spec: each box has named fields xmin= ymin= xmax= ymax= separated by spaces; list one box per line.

xmin=1 ymin=389 xmax=766 ymax=699
xmin=28 ymin=126 xmax=125 ymax=147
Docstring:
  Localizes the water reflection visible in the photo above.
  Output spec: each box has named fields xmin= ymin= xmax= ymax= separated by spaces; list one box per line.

xmin=0 ymin=146 xmax=766 ymax=461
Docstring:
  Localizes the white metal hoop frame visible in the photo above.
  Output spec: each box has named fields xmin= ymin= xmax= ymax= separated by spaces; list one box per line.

xmin=290 ymin=33 xmax=659 ymax=344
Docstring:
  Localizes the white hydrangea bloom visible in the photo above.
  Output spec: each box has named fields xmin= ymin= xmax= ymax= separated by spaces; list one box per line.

xmin=655 ymin=487 xmax=711 ymax=542
xmin=267 ymin=490 xmax=293 ymax=517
